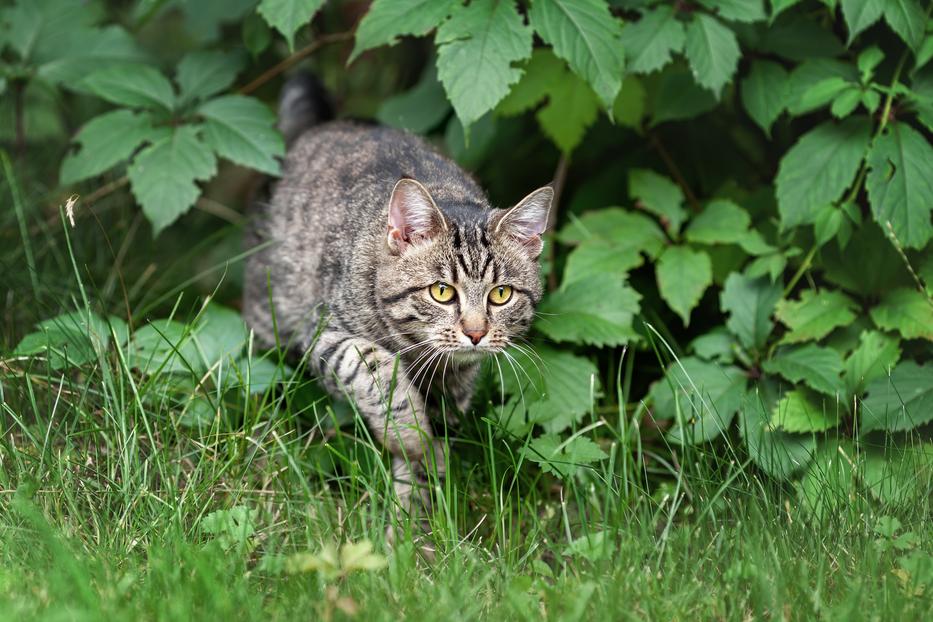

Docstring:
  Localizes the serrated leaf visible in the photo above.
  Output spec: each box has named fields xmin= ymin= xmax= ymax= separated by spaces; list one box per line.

xmin=840 ymin=0 xmax=884 ymax=44
xmin=38 ymin=26 xmax=147 ymax=86
xmin=786 ymin=58 xmax=859 ymax=116
xmin=870 ymin=287 xmax=933 ymax=341
xmin=81 ymin=64 xmax=175 ymax=111
xmin=528 ymin=0 xmax=625 ymax=111
xmin=557 ymin=208 xmax=666 ymax=257
xmin=199 ymin=95 xmax=284 ymax=176
xmin=844 ymin=330 xmax=901 ymax=396
xmin=775 ymin=117 xmax=872 ymax=229
xmin=698 ymin=0 xmax=766 ymax=23
xmin=690 ymin=329 xmax=736 ymax=363
xmin=861 ymin=362 xmax=933 ymax=433
xmin=628 ymin=168 xmax=687 ymax=233
xmin=350 ymin=0 xmax=457 ymax=62
xmin=684 ymin=13 xmax=740 ymax=97
xmin=176 ymin=50 xmax=244 ymax=106
xmin=883 ymin=0 xmax=926 ymax=51
xmin=537 ymin=274 xmax=641 ymax=347
xmin=60 ymin=110 xmax=158 ymax=184
xmin=523 ymin=434 xmax=607 ymax=478
xmin=740 ymin=383 xmax=816 ymax=480
xmin=798 ymin=76 xmax=851 ymax=112
xmin=257 ymin=0 xmax=325 ymax=50
xmin=127 ymin=126 xmax=217 ymax=235
xmin=866 ymin=122 xmax=933 ymax=249
xmin=775 ymin=289 xmax=858 ymax=344
xmin=685 ymin=199 xmax=751 ymax=245
xmin=656 ymin=246 xmax=712 ymax=326
xmin=617 ymin=5 xmax=685 ymax=74
xmin=377 ymin=64 xmax=450 ymax=134
xmin=435 ymin=0 xmax=532 ymax=130
xmin=741 ymin=60 xmax=789 ymax=136
xmin=562 ymin=240 xmax=644 ymax=286
xmin=771 ymin=389 xmax=839 ymax=433
xmin=720 ymin=273 xmax=782 ymax=351
xmin=763 ymin=344 xmax=845 ymax=395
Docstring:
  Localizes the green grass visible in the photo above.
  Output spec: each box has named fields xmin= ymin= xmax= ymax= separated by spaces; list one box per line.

xmin=1 ymin=164 xmax=931 ymax=622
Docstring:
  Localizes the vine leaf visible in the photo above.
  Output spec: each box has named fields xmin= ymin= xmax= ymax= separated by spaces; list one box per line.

xmin=350 ymin=0 xmax=457 ymax=62
xmin=861 ymin=362 xmax=933 ymax=433
xmin=537 ymin=274 xmax=641 ymax=347
xmin=656 ymin=246 xmax=713 ymax=326
xmin=771 ymin=389 xmax=839 ymax=433
xmin=618 ymin=5 xmax=685 ymax=75
xmin=199 ymin=95 xmax=285 ymax=176
xmin=720 ymin=273 xmax=782 ymax=351
xmin=628 ymin=168 xmax=687 ymax=233
xmin=60 ymin=110 xmax=159 ymax=184
xmin=869 ymin=288 xmax=933 ymax=341
xmin=256 ymin=0 xmax=325 ymax=51
xmin=741 ymin=60 xmax=789 ymax=137
xmin=763 ymin=344 xmax=845 ymax=396
xmin=775 ymin=289 xmax=858 ymax=344
xmin=844 ymin=330 xmax=901 ymax=396
xmin=684 ymin=14 xmax=740 ymax=98
xmin=81 ymin=64 xmax=176 ymax=111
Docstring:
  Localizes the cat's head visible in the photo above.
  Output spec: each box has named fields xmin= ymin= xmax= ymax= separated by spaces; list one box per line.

xmin=377 ymin=178 xmax=552 ymax=359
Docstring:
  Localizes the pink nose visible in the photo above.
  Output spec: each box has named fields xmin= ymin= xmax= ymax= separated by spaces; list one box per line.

xmin=462 ymin=327 xmax=487 ymax=345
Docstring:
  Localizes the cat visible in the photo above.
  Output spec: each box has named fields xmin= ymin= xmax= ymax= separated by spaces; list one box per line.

xmin=243 ymin=74 xmax=552 ymax=544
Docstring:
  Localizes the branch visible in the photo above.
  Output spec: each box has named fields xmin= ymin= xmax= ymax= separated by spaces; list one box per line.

xmin=237 ymin=31 xmax=354 ymax=96
xmin=648 ymin=132 xmax=700 ymax=212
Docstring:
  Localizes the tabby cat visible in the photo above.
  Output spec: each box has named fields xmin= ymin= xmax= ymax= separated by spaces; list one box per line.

xmin=243 ymin=75 xmax=552 ymax=539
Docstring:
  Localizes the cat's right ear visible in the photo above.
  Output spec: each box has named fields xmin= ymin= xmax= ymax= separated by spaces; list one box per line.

xmin=386 ymin=178 xmax=447 ymax=254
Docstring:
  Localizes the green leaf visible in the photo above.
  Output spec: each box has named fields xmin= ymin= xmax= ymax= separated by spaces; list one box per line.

xmin=194 ymin=303 xmax=249 ymax=369
xmin=60 ymin=110 xmax=158 ymax=184
xmin=822 ymin=222 xmax=913 ymax=296
xmin=866 ymin=122 xmax=933 ymax=249
xmin=774 ymin=289 xmax=859 ymax=344
xmin=198 ymin=95 xmax=285 ymax=176
xmin=377 ymin=64 xmax=450 ymax=134
xmin=769 ymin=0 xmax=804 ymax=21
xmin=435 ymin=0 xmax=532 ymax=130
xmin=528 ymin=0 xmax=625 ymax=111
xmin=775 ymin=117 xmax=872 ymax=229
xmin=81 ymin=64 xmax=176 ymax=111
xmin=786 ymin=58 xmax=859 ymax=116
xmin=720 ymin=273 xmax=782 ymax=351
xmin=684 ymin=13 xmax=741 ymax=97
xmin=557 ymin=207 xmax=666 ymax=257
xmin=763 ymin=344 xmax=845 ymax=396
xmin=628 ymin=169 xmax=687 ymax=233
xmin=537 ymin=274 xmax=641 ymax=347
xmin=127 ymin=319 xmax=200 ymax=374
xmin=176 ymin=50 xmax=244 ymax=106
xmin=523 ymin=434 xmax=607 ymax=478
xmin=830 ymin=87 xmax=862 ymax=118
xmin=656 ymin=246 xmax=713 ymax=326
xmin=741 ymin=60 xmax=789 ymax=136
xmin=771 ymin=389 xmax=839 ymax=433
xmin=883 ymin=0 xmax=926 ymax=51
xmin=796 ymin=441 xmax=859 ymax=517
xmin=690 ymin=328 xmax=736 ymax=364
xmin=350 ymin=0 xmax=457 ymax=62
xmin=562 ymin=240 xmax=644 ymax=286
xmin=844 ymin=330 xmax=901 ymax=396
xmin=698 ymin=0 xmax=766 ymax=23
xmin=257 ymin=0 xmax=325 ymax=50
xmin=740 ymin=383 xmax=816 ymax=481
xmin=617 ymin=5 xmax=685 ymax=75
xmin=685 ymin=199 xmax=751 ymax=245
xmin=870 ymin=287 xmax=933 ymax=341
xmin=840 ymin=0 xmax=884 ymax=44
xmin=527 ymin=53 xmax=601 ymax=153
xmin=612 ymin=75 xmax=646 ymax=128
xmin=14 ymin=311 xmax=114 ymax=370
xmin=861 ymin=445 xmax=933 ymax=505
xmin=650 ymin=65 xmax=718 ymax=124
xmin=861 ymin=362 xmax=933 ymax=433
xmin=127 ymin=126 xmax=217 ymax=235
xmin=38 ymin=26 xmax=147 ymax=86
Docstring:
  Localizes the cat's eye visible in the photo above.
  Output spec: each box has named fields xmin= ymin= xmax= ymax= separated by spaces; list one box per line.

xmin=488 ymin=285 xmax=513 ymax=305
xmin=429 ymin=281 xmax=456 ymax=303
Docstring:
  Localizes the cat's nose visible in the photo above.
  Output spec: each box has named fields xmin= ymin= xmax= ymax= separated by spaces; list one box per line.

xmin=462 ymin=326 xmax=488 ymax=345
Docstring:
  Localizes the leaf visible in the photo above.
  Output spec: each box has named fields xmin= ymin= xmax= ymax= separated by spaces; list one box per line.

xmin=740 ymin=383 xmax=816 ymax=481
xmin=60 ymin=110 xmax=158 ymax=184
xmin=650 ymin=65 xmax=718 ymax=125
xmin=176 ymin=50 xmax=244 ymax=105
xmin=256 ymin=0 xmax=325 ymax=50
xmin=435 ymin=0 xmax=532 ymax=130
xmin=81 ymin=64 xmax=176 ymax=111
xmin=536 ymin=275 xmax=641 ymax=347
xmin=194 ymin=303 xmax=249 ymax=370
xmin=350 ymin=0 xmax=457 ymax=62
xmin=201 ymin=506 xmax=257 ymax=551
xmin=226 ymin=357 xmax=291 ymax=394
xmin=870 ymin=288 xmax=933 ymax=341
xmin=528 ymin=0 xmax=625 ymax=111
xmin=377 ymin=64 xmax=450 ymax=134
xmin=866 ymin=122 xmax=933 ymax=249
xmin=822 ymin=222 xmax=913 ymax=296
xmin=613 ymin=75 xmax=646 ymax=127
xmin=771 ymin=389 xmax=839 ymax=433
xmin=523 ymin=434 xmax=607 ymax=478
xmin=698 ymin=0 xmax=765 ymax=23
xmin=741 ymin=60 xmax=789 ymax=136
xmin=656 ymin=246 xmax=713 ymax=326
xmin=127 ymin=319 xmax=200 ymax=374
xmin=861 ymin=445 xmax=933 ymax=505
xmin=763 ymin=344 xmax=845 ymax=396
xmin=796 ymin=441 xmax=859 ymax=518
xmin=557 ymin=208 xmax=666 ymax=257
xmin=617 ymin=5 xmax=685 ymax=75
xmin=38 ymin=26 xmax=147 ymax=86
xmin=14 ymin=311 xmax=114 ymax=370
xmin=198 ymin=95 xmax=285 ymax=176
xmin=562 ymin=531 xmax=611 ymax=562
xmin=127 ymin=126 xmax=217 ymax=235
xmin=720 ymin=273 xmax=782 ymax=351
xmin=685 ymin=199 xmax=751 ymax=245
xmin=684 ymin=13 xmax=741 ymax=97
xmin=844 ymin=331 xmax=902 ymax=397
xmin=562 ymin=240 xmax=644 ymax=286
xmin=690 ymin=328 xmax=736 ymax=364
xmin=861 ymin=362 xmax=933 ymax=433
xmin=774 ymin=289 xmax=859 ymax=344
xmin=339 ymin=540 xmax=388 ymax=573
xmin=883 ymin=0 xmax=926 ymax=51
xmin=840 ymin=0 xmax=884 ymax=44
xmin=628 ymin=169 xmax=687 ymax=233
xmin=750 ymin=13 xmax=845 ymax=62
xmin=775 ymin=117 xmax=872 ymax=229
xmin=786 ymin=58 xmax=859 ymax=116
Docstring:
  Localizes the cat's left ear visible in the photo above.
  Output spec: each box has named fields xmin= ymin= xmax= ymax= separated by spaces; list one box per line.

xmin=490 ymin=186 xmax=553 ymax=257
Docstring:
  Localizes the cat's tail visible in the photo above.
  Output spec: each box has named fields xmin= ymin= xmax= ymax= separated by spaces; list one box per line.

xmin=277 ymin=72 xmax=334 ymax=146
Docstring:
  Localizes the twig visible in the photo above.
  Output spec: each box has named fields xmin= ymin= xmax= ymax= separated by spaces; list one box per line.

xmin=238 ymin=31 xmax=354 ymax=96
xmin=547 ymin=155 xmax=569 ymax=291
xmin=648 ymin=132 xmax=700 ymax=212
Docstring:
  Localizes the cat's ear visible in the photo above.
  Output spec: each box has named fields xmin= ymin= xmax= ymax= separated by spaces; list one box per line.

xmin=386 ymin=178 xmax=448 ymax=254
xmin=490 ymin=186 xmax=553 ymax=257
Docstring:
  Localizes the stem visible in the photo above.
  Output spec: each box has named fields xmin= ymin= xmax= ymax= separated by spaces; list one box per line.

xmin=648 ymin=132 xmax=700 ymax=212
xmin=13 ymin=81 xmax=26 ymax=156
xmin=1 ymin=149 xmax=40 ymax=302
xmin=237 ymin=31 xmax=354 ymax=96
xmin=547 ymin=155 xmax=569 ymax=291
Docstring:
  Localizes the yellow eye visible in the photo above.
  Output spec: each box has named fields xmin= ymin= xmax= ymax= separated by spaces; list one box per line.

xmin=429 ymin=281 xmax=456 ymax=303
xmin=488 ymin=285 xmax=513 ymax=305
